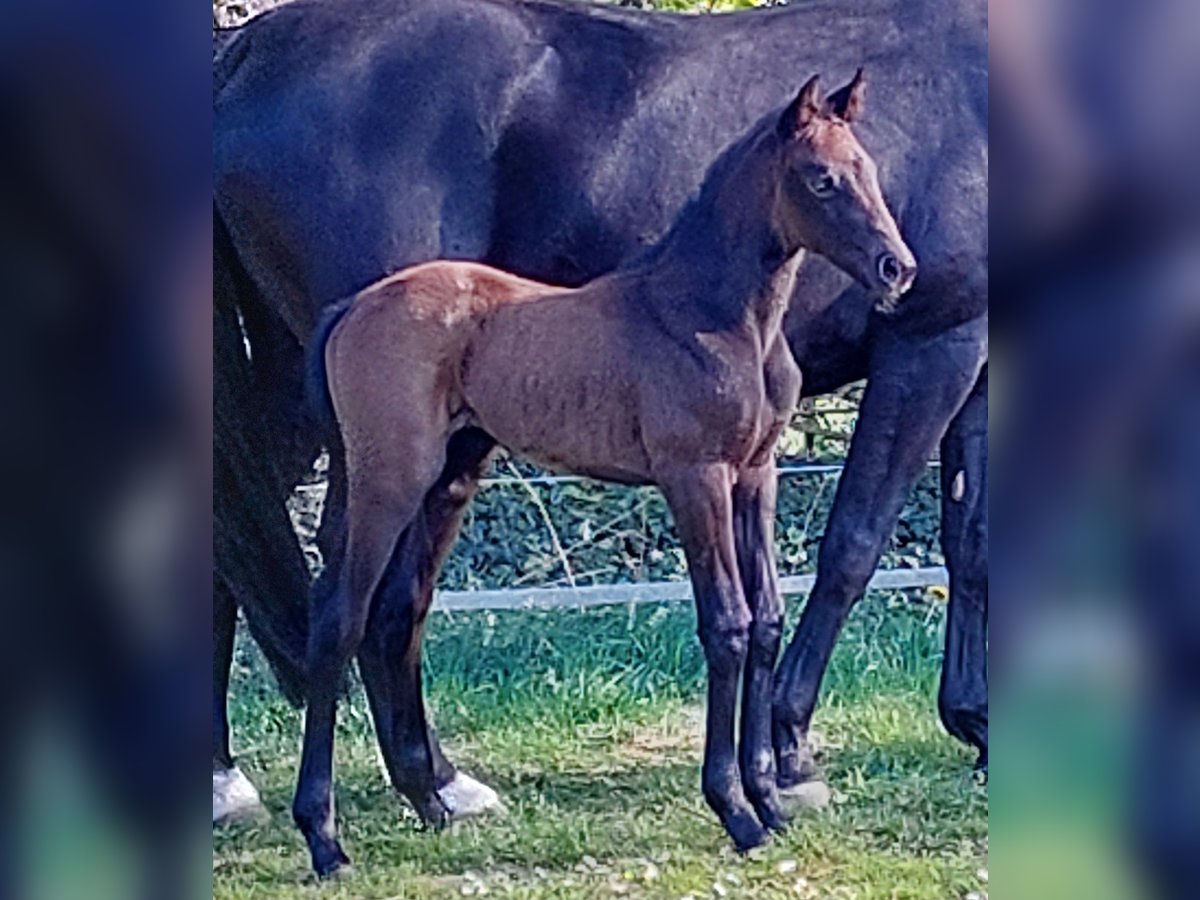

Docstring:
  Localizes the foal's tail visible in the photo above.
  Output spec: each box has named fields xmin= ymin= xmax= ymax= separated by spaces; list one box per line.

xmin=305 ymin=296 xmax=354 ymax=433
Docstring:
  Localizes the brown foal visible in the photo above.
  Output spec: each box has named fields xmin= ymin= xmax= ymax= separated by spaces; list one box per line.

xmin=296 ymin=71 xmax=916 ymax=875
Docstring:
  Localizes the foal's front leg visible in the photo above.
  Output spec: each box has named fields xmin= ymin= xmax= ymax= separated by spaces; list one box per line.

xmin=660 ymin=464 xmax=767 ymax=851
xmin=733 ymin=462 xmax=787 ymax=831
xmin=734 ymin=335 xmax=801 ymax=828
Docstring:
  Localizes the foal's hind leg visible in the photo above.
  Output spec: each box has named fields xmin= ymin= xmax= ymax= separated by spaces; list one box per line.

xmin=293 ymin=439 xmax=446 ymax=877
xmin=660 ymin=464 xmax=767 ymax=852
xmin=359 ymin=428 xmax=498 ymax=824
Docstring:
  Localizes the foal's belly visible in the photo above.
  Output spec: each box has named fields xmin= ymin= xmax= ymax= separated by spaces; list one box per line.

xmin=465 ymin=382 xmax=654 ymax=486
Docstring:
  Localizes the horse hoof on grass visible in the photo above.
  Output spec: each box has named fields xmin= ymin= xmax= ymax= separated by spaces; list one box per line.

xmin=438 ymin=772 xmax=506 ymax=820
xmin=753 ymin=797 xmax=791 ymax=833
xmin=973 ymin=753 xmax=988 ymax=784
xmin=213 ymin=766 xmax=267 ymax=825
xmin=728 ymin=813 xmax=770 ymax=853
xmin=777 ymin=779 xmax=832 ymax=814
xmin=312 ymin=845 xmax=352 ymax=880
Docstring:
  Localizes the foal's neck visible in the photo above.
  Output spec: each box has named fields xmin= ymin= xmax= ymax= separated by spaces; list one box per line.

xmin=644 ymin=125 xmax=805 ymax=342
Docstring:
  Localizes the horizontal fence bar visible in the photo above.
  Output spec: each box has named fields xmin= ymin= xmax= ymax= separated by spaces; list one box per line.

xmin=433 ymin=565 xmax=946 ymax=612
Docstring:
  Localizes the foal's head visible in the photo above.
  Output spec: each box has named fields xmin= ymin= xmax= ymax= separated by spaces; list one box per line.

xmin=775 ymin=71 xmax=917 ymax=309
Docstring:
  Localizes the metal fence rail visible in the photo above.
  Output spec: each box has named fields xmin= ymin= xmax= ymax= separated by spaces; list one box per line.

xmin=431 ymin=459 xmax=945 ymax=612
xmin=434 ymin=566 xmax=946 ymax=612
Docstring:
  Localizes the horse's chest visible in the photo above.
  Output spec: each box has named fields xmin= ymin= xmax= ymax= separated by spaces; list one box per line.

xmin=666 ymin=362 xmax=777 ymax=463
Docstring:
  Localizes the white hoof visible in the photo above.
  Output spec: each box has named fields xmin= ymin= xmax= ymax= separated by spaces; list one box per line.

xmin=213 ymin=766 xmax=267 ymax=825
xmin=778 ymin=780 xmax=832 ymax=813
xmin=437 ymin=772 xmax=505 ymax=820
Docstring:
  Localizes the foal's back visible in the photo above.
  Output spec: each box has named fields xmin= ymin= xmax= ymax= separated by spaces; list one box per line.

xmin=355 ymin=260 xmax=565 ymax=323
xmin=327 ymin=257 xmax=659 ymax=483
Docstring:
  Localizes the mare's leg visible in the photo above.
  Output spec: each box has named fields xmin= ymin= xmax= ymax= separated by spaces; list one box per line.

xmin=938 ymin=367 xmax=989 ymax=770
xmin=293 ymin=438 xmax=445 ymax=876
xmin=773 ymin=317 xmax=987 ymax=788
xmin=212 ymin=581 xmax=265 ymax=823
xmin=733 ymin=462 xmax=788 ymax=831
xmin=213 ymin=582 xmax=236 ymax=773
xmin=358 ymin=428 xmax=498 ymax=823
xmin=660 ymin=464 xmax=766 ymax=851
xmin=213 ymin=235 xmax=308 ymax=822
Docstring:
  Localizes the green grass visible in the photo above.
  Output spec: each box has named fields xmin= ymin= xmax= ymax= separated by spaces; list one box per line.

xmin=214 ymin=592 xmax=987 ymax=899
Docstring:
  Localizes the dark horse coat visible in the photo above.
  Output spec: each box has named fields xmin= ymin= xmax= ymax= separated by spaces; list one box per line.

xmin=213 ymin=0 xmax=988 ymax=799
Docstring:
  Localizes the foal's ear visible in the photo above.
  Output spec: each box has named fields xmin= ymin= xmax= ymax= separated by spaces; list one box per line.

xmin=779 ymin=74 xmax=823 ymax=137
xmin=826 ymin=68 xmax=866 ymax=122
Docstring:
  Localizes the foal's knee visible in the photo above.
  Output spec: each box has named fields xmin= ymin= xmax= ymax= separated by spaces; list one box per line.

xmin=749 ymin=608 xmax=783 ymax=649
xmin=700 ymin=622 xmax=750 ymax=674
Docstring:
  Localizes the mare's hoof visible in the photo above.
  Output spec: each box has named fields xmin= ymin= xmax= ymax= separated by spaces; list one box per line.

xmin=438 ymin=772 xmax=506 ymax=821
xmin=312 ymin=843 xmax=352 ymax=880
xmin=213 ymin=767 xmax=267 ymax=825
xmin=973 ymin=752 xmax=988 ymax=784
xmin=778 ymin=779 xmax=832 ymax=814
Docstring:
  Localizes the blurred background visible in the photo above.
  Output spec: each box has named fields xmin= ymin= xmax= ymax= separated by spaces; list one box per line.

xmin=990 ymin=1 xmax=1200 ymax=898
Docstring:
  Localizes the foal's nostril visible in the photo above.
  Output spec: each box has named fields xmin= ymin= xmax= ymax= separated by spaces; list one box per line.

xmin=877 ymin=253 xmax=902 ymax=286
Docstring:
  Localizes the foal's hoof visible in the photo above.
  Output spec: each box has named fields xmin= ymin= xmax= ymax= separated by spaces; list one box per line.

xmin=726 ymin=811 xmax=770 ymax=853
xmin=777 ymin=779 xmax=832 ymax=814
xmin=775 ymin=746 xmax=822 ymax=790
xmin=438 ymin=772 xmax=506 ymax=821
xmin=311 ymin=842 xmax=352 ymax=880
xmin=212 ymin=767 xmax=267 ymax=825
xmin=751 ymin=791 xmax=791 ymax=833
xmin=774 ymin=725 xmax=824 ymax=790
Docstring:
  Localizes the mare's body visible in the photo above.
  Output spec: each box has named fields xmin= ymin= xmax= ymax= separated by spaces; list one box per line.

xmin=213 ymin=0 xmax=988 ymax=820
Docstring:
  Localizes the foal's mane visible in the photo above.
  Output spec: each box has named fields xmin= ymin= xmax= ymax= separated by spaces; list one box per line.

xmin=651 ymin=108 xmax=784 ymax=249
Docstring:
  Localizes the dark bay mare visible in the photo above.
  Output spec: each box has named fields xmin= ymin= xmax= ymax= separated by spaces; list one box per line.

xmin=213 ymin=0 xmax=987 ymax=825
xmin=295 ymin=77 xmax=915 ymax=873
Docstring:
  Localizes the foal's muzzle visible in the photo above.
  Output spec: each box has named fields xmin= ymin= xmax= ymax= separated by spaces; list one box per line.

xmin=877 ymin=252 xmax=916 ymax=295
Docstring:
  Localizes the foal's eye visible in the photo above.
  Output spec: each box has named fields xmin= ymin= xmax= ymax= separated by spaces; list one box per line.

xmin=806 ymin=171 xmax=837 ymax=198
